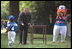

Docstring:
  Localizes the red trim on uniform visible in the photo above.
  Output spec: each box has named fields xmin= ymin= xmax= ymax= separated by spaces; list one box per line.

xmin=55 ymin=21 xmax=63 ymax=23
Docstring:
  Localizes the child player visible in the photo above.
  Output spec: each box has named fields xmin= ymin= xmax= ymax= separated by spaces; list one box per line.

xmin=6 ymin=15 xmax=18 ymax=48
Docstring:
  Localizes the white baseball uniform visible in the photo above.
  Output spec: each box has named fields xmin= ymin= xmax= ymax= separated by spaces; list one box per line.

xmin=7 ymin=21 xmax=18 ymax=47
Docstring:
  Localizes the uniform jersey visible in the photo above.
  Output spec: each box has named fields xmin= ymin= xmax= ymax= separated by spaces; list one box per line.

xmin=54 ymin=16 xmax=67 ymax=26
xmin=7 ymin=21 xmax=18 ymax=31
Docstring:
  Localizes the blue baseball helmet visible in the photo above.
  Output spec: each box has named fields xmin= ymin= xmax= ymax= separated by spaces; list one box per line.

xmin=9 ymin=15 xmax=15 ymax=20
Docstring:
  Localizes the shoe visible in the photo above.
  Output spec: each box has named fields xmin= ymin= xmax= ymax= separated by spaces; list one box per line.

xmin=61 ymin=41 xmax=64 ymax=43
xmin=19 ymin=42 xmax=22 ymax=45
xmin=9 ymin=43 xmax=12 ymax=48
xmin=22 ymin=42 xmax=27 ymax=45
xmin=52 ymin=41 xmax=55 ymax=43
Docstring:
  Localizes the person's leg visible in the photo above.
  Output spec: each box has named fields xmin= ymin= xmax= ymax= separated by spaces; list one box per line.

xmin=11 ymin=31 xmax=16 ymax=43
xmin=53 ymin=25 xmax=60 ymax=42
xmin=19 ymin=26 xmax=23 ymax=44
xmin=9 ymin=31 xmax=16 ymax=48
xmin=60 ymin=26 xmax=67 ymax=42
xmin=8 ymin=31 xmax=12 ymax=48
xmin=23 ymin=26 xmax=28 ymax=44
xmin=19 ymin=30 xmax=22 ymax=43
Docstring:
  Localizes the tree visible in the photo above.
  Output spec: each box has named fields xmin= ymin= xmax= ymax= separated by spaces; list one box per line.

xmin=10 ymin=1 xmax=19 ymax=22
xmin=1 ymin=1 xmax=9 ymax=19
xmin=32 ymin=1 xmax=56 ymax=34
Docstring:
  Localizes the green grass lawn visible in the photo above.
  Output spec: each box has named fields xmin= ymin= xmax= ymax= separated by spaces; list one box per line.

xmin=1 ymin=33 xmax=71 ymax=48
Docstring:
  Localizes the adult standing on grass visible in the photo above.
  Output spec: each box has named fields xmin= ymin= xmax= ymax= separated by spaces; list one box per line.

xmin=17 ymin=8 xmax=31 ymax=45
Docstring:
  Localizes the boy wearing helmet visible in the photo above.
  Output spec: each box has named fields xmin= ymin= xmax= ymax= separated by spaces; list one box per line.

xmin=6 ymin=15 xmax=18 ymax=48
xmin=53 ymin=5 xmax=67 ymax=43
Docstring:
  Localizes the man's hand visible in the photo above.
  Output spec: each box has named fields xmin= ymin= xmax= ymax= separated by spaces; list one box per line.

xmin=21 ymin=23 xmax=24 ymax=26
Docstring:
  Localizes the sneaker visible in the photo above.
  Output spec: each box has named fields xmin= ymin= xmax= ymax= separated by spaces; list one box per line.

xmin=19 ymin=43 xmax=22 ymax=45
xmin=52 ymin=41 xmax=56 ymax=43
xmin=9 ymin=43 xmax=12 ymax=48
xmin=52 ymin=42 xmax=55 ymax=43
xmin=22 ymin=42 xmax=27 ymax=45
xmin=61 ymin=41 xmax=64 ymax=43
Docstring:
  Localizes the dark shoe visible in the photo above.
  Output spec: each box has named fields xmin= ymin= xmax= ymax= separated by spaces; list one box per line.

xmin=52 ymin=41 xmax=55 ymax=43
xmin=19 ymin=42 xmax=22 ymax=45
xmin=22 ymin=42 xmax=27 ymax=45
xmin=24 ymin=42 xmax=26 ymax=44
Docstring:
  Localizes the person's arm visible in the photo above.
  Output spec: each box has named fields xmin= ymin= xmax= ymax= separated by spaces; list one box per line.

xmin=62 ymin=16 xmax=68 ymax=20
xmin=29 ymin=13 xmax=31 ymax=23
xmin=28 ymin=13 xmax=31 ymax=25
xmin=17 ymin=12 xmax=24 ymax=26
xmin=5 ymin=22 xmax=10 ymax=33
xmin=14 ymin=23 xmax=18 ymax=32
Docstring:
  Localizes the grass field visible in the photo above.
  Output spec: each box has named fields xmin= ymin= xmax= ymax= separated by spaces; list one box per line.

xmin=1 ymin=31 xmax=71 ymax=48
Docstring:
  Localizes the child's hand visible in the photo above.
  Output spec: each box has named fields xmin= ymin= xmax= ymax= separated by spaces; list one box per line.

xmin=5 ymin=27 xmax=8 ymax=33
xmin=6 ymin=27 xmax=8 ymax=30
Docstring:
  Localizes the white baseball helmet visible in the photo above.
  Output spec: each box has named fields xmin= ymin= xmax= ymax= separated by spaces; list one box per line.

xmin=58 ymin=5 xmax=66 ymax=9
